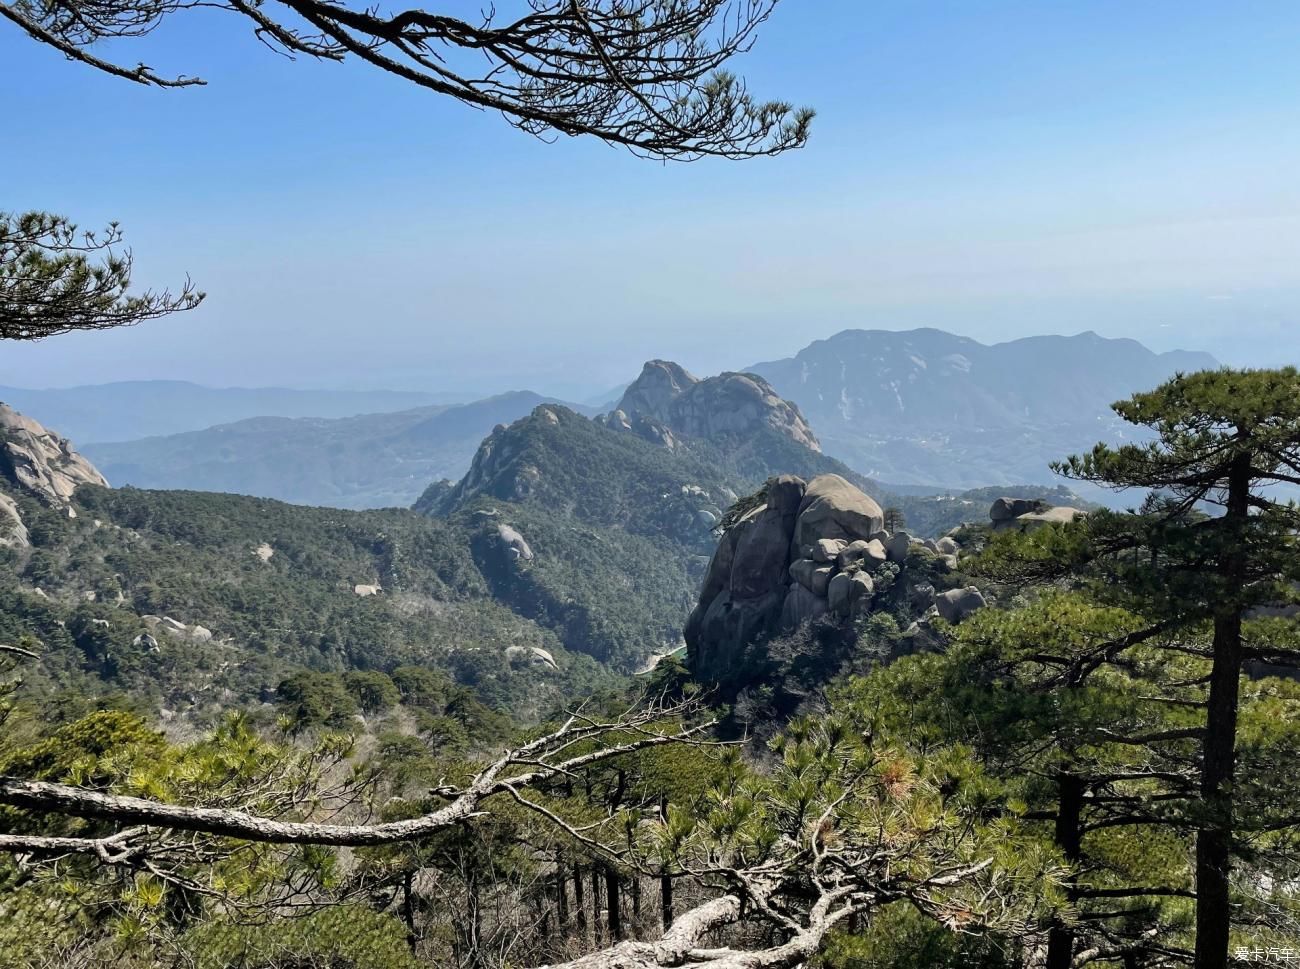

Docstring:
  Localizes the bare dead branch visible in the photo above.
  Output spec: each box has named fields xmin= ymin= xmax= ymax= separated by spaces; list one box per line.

xmin=0 ymin=710 xmax=716 ymax=847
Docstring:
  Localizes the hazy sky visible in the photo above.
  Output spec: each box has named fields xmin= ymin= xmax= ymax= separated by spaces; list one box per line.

xmin=5 ymin=1 xmax=1300 ymax=398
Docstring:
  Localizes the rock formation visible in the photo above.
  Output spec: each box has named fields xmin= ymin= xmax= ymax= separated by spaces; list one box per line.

xmin=506 ymin=644 xmax=558 ymax=670
xmin=497 ymin=523 xmax=535 ymax=562
xmin=0 ymin=492 xmax=29 ymax=548
xmin=989 ymin=497 xmax=1086 ymax=531
xmin=0 ymin=404 xmax=108 ymax=545
xmin=935 ymin=586 xmax=988 ymax=624
xmin=0 ymin=404 xmax=107 ymax=508
xmin=790 ymin=474 xmax=883 ymax=553
xmin=602 ymin=361 xmax=821 ymax=453
xmin=141 ymin=615 xmax=214 ymax=643
xmin=989 ymin=496 xmax=1048 ymax=523
xmin=686 ymin=473 xmax=984 ymax=686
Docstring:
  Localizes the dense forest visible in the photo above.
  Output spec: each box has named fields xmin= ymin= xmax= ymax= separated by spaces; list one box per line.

xmin=3 ymin=367 xmax=1300 ymax=969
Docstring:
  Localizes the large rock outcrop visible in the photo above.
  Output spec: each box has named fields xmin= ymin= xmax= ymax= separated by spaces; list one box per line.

xmin=0 ymin=404 xmax=107 ymax=507
xmin=686 ymin=474 xmax=973 ymax=686
xmin=497 ymin=523 xmax=535 ymax=562
xmin=989 ymin=496 xmax=1086 ymax=531
xmin=0 ymin=492 xmax=29 ymax=548
xmin=603 ymin=361 xmax=821 ymax=453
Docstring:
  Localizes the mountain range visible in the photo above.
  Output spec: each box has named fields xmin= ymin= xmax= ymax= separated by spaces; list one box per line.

xmin=0 ymin=348 xmax=1102 ymax=727
xmin=44 ymin=329 xmax=1221 ymax=504
xmin=748 ymin=328 xmax=1219 ymax=487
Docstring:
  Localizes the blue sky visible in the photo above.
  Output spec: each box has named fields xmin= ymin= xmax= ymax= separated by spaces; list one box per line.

xmin=4 ymin=1 xmax=1300 ymax=397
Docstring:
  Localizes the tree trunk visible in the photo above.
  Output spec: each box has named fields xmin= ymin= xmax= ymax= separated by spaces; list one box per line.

xmin=606 ymin=866 xmax=624 ymax=940
xmin=661 ymin=872 xmax=674 ymax=929
xmin=556 ymin=855 xmax=570 ymax=933
xmin=631 ymin=874 xmax=641 ymax=920
xmin=402 ymin=868 xmax=417 ymax=952
xmin=591 ymin=866 xmax=604 ymax=942
xmin=1195 ymin=451 xmax=1251 ymax=969
xmin=468 ymin=872 xmax=483 ymax=969
xmin=1045 ymin=773 xmax=1084 ymax=969
xmin=536 ymin=891 xmax=551 ymax=940
xmin=573 ymin=864 xmax=587 ymax=938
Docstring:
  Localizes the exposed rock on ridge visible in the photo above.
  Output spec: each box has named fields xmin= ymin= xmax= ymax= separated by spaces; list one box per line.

xmin=602 ymin=361 xmax=821 ymax=453
xmin=426 ymin=410 xmax=553 ymax=513
xmin=0 ymin=404 xmax=109 ymax=544
xmin=989 ymin=495 xmax=1085 ymax=531
xmin=0 ymin=492 xmax=29 ymax=548
xmin=0 ymin=403 xmax=108 ymax=507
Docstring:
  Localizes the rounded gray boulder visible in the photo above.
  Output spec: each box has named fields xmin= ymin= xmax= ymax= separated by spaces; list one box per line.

xmin=792 ymin=474 xmax=885 ymax=554
xmin=935 ymin=586 xmax=987 ymax=624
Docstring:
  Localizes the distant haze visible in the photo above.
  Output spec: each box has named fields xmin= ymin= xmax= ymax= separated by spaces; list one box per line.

xmin=28 ymin=328 xmax=1228 ymax=507
xmin=3 ymin=2 xmax=1300 ymax=393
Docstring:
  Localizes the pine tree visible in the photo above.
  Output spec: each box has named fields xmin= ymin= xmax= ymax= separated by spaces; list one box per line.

xmin=1047 ymin=367 xmax=1300 ymax=969
xmin=1 ymin=211 xmax=202 ymax=340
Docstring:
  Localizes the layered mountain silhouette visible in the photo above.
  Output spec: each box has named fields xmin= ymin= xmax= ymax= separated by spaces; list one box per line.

xmin=70 ymin=329 xmax=1218 ymax=505
xmin=84 ymin=391 xmax=594 ymax=508
xmin=748 ymin=328 xmax=1218 ymax=487
xmin=0 ymin=380 xmax=457 ymax=444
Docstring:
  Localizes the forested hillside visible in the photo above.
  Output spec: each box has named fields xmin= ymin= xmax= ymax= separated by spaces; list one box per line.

xmin=0 ymin=481 xmax=620 ymax=723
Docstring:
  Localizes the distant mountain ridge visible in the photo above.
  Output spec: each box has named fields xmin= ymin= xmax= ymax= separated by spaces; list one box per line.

xmin=748 ymin=328 xmax=1218 ymax=487
xmin=45 ymin=328 xmax=1220 ymax=509
xmin=0 ymin=380 xmax=459 ymax=444
xmin=83 ymin=392 xmax=596 ymax=509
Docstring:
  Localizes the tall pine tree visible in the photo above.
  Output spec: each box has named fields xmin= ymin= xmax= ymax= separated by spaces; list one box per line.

xmin=1052 ymin=367 xmax=1300 ymax=969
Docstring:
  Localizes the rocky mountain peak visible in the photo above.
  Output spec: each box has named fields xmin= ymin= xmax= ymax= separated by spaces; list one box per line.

xmin=606 ymin=361 xmax=821 ymax=453
xmin=616 ymin=360 xmax=700 ymax=424
xmin=0 ymin=403 xmax=108 ymax=508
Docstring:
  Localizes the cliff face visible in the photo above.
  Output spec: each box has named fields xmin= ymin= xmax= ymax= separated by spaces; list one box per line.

xmin=0 ymin=404 xmax=107 ymax=521
xmin=686 ymin=473 xmax=910 ymax=687
xmin=603 ymin=361 xmax=821 ymax=453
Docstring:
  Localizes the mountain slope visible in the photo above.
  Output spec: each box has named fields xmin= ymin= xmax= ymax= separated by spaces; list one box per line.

xmin=0 ymin=484 xmax=616 ymax=721
xmin=414 ymin=388 xmax=898 ymax=669
xmin=84 ymin=392 xmax=590 ymax=508
xmin=748 ymin=328 xmax=1218 ymax=487
xmin=0 ymin=404 xmax=618 ymax=720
